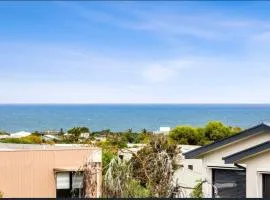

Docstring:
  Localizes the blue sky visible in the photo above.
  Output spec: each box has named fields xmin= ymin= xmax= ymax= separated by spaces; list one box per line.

xmin=1 ymin=1 xmax=270 ymax=103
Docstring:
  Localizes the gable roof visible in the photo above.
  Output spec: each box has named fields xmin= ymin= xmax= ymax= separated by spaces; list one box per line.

xmin=223 ymin=140 xmax=270 ymax=164
xmin=184 ymin=123 xmax=270 ymax=159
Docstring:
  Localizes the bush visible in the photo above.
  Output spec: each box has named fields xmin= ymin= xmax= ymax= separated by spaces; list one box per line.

xmin=204 ymin=121 xmax=232 ymax=141
xmin=169 ymin=121 xmax=241 ymax=145
xmin=191 ymin=180 xmax=203 ymax=198
xmin=0 ymin=135 xmax=42 ymax=144
xmin=169 ymin=126 xmax=200 ymax=145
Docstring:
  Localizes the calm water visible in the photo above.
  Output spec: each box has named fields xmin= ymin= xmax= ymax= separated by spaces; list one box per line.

xmin=1 ymin=104 xmax=270 ymax=133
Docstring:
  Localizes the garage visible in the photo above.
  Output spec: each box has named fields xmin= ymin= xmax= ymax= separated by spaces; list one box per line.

xmin=212 ymin=169 xmax=246 ymax=198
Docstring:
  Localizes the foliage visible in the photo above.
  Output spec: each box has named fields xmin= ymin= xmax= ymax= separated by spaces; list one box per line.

xmin=191 ymin=180 xmax=203 ymax=198
xmin=169 ymin=121 xmax=241 ymax=145
xmin=0 ymin=135 xmax=42 ymax=144
xmin=103 ymin=157 xmax=149 ymax=198
xmin=104 ymin=134 xmax=128 ymax=149
xmin=130 ymin=135 xmax=181 ymax=197
xmin=134 ymin=129 xmax=153 ymax=144
xmin=169 ymin=126 xmax=202 ymax=145
xmin=102 ymin=149 xmax=116 ymax=175
xmin=204 ymin=121 xmax=234 ymax=141
xmin=59 ymin=128 xmax=64 ymax=135
xmin=0 ymin=190 xmax=2 ymax=198
xmin=61 ymin=127 xmax=90 ymax=143
xmin=0 ymin=131 xmax=9 ymax=135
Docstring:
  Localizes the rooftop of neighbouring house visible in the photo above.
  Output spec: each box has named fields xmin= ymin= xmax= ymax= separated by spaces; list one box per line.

xmin=0 ymin=143 xmax=100 ymax=152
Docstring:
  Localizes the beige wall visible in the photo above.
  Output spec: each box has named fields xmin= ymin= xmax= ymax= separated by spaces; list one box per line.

xmin=199 ymin=132 xmax=270 ymax=197
xmin=0 ymin=148 xmax=102 ymax=198
xmin=238 ymin=150 xmax=270 ymax=198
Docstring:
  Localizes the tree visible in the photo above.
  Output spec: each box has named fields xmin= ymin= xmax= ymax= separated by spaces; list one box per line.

xmin=67 ymin=127 xmax=90 ymax=143
xmin=135 ymin=129 xmax=152 ymax=144
xmin=103 ymin=157 xmax=149 ymax=198
xmin=204 ymin=121 xmax=232 ymax=141
xmin=59 ymin=128 xmax=64 ymax=135
xmin=130 ymin=135 xmax=182 ymax=197
xmin=169 ymin=126 xmax=200 ymax=145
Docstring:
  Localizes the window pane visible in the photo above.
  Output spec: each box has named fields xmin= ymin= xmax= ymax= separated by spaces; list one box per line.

xmin=72 ymin=173 xmax=83 ymax=189
xmin=56 ymin=172 xmax=70 ymax=189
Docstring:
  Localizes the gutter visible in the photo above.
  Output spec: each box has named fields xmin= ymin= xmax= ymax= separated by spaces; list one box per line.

xmin=234 ymin=163 xmax=246 ymax=170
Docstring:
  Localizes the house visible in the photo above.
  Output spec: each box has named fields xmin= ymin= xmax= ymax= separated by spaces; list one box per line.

xmin=80 ymin=132 xmax=90 ymax=139
xmin=9 ymin=131 xmax=31 ymax=138
xmin=173 ymin=145 xmax=202 ymax=197
xmin=0 ymin=143 xmax=102 ymax=198
xmin=184 ymin=123 xmax=270 ymax=198
xmin=42 ymin=134 xmax=60 ymax=141
xmin=118 ymin=143 xmax=145 ymax=160
xmin=153 ymin=127 xmax=171 ymax=135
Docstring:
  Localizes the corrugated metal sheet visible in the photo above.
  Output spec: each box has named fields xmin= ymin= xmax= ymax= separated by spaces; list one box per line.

xmin=0 ymin=148 xmax=101 ymax=197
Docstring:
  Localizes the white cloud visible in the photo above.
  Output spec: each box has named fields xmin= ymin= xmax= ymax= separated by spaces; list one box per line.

xmin=142 ymin=65 xmax=174 ymax=82
xmin=141 ymin=60 xmax=193 ymax=83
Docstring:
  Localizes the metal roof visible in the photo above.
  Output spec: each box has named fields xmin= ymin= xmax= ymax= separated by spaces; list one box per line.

xmin=184 ymin=123 xmax=270 ymax=159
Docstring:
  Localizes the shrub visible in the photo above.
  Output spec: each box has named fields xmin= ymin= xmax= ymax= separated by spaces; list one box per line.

xmin=0 ymin=135 xmax=42 ymax=144
xmin=191 ymin=180 xmax=203 ymax=198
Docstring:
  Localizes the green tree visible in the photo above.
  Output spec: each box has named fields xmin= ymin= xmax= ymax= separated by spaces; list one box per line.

xmin=204 ymin=121 xmax=232 ymax=141
xmin=169 ymin=126 xmax=200 ymax=145
xmin=67 ymin=127 xmax=89 ymax=143
xmin=130 ymin=135 xmax=181 ymax=197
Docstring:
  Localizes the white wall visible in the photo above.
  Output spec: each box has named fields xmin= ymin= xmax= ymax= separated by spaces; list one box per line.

xmin=173 ymin=158 xmax=202 ymax=197
xmin=238 ymin=150 xmax=270 ymax=198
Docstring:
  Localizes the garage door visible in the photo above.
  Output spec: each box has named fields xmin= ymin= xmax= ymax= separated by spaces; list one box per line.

xmin=212 ymin=169 xmax=246 ymax=198
xmin=263 ymin=174 xmax=270 ymax=198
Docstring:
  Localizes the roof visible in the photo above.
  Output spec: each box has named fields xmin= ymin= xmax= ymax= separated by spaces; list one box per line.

xmin=223 ymin=140 xmax=270 ymax=164
xmin=0 ymin=143 xmax=100 ymax=151
xmin=179 ymin=144 xmax=201 ymax=153
xmin=159 ymin=127 xmax=171 ymax=132
xmin=10 ymin=131 xmax=31 ymax=138
xmin=184 ymin=123 xmax=270 ymax=159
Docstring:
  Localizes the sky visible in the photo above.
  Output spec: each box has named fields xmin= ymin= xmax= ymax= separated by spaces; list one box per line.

xmin=1 ymin=1 xmax=270 ymax=104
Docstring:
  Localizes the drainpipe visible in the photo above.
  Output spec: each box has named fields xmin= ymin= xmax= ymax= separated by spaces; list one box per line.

xmin=234 ymin=163 xmax=246 ymax=170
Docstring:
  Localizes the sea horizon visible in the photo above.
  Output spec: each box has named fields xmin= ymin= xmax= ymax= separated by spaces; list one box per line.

xmin=1 ymin=104 xmax=270 ymax=133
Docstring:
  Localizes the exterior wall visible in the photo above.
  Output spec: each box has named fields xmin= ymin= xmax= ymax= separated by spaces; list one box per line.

xmin=200 ymin=132 xmax=270 ymax=197
xmin=173 ymin=145 xmax=202 ymax=197
xmin=0 ymin=148 xmax=102 ymax=198
xmin=173 ymin=158 xmax=202 ymax=197
xmin=238 ymin=150 xmax=270 ymax=198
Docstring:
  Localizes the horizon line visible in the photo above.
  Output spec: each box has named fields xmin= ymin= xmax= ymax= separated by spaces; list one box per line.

xmin=1 ymin=103 xmax=270 ymax=105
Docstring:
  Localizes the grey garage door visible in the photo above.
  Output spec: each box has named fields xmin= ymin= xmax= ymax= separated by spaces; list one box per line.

xmin=212 ymin=169 xmax=246 ymax=198
xmin=263 ymin=174 xmax=270 ymax=198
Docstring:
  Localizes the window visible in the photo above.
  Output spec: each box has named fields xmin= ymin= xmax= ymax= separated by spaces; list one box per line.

xmin=212 ymin=169 xmax=246 ymax=198
xmin=188 ymin=165 xmax=193 ymax=170
xmin=56 ymin=172 xmax=83 ymax=198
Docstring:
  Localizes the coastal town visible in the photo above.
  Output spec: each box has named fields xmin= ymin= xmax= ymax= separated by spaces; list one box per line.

xmin=1 ymin=1 xmax=270 ymax=199
xmin=0 ymin=121 xmax=269 ymax=198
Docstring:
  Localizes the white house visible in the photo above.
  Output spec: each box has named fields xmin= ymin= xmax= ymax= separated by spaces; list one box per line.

xmin=173 ymin=145 xmax=202 ymax=197
xmin=9 ymin=131 xmax=31 ymax=138
xmin=153 ymin=127 xmax=171 ymax=135
xmin=184 ymin=123 xmax=270 ymax=198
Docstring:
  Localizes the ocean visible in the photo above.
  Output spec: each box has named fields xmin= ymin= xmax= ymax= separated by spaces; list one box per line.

xmin=1 ymin=104 xmax=270 ymax=133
